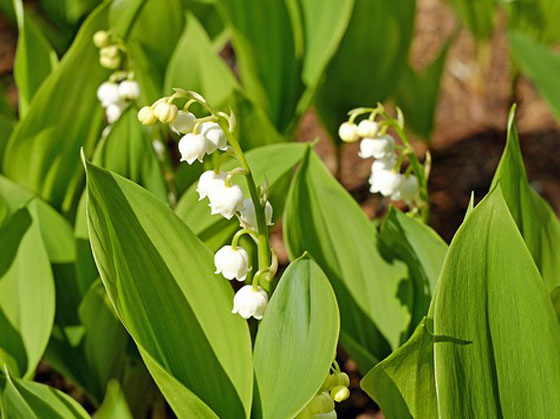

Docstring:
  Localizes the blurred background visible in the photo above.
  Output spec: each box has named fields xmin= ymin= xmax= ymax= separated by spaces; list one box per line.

xmin=1 ymin=0 xmax=559 ymax=417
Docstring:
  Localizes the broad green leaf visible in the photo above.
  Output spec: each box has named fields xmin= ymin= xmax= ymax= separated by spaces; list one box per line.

xmin=40 ymin=0 xmax=101 ymax=27
xmin=490 ymin=105 xmax=560 ymax=291
xmin=85 ymin=159 xmax=253 ymax=418
xmin=216 ymin=0 xmax=304 ymax=134
xmin=0 ymin=368 xmax=90 ymax=419
xmin=94 ymin=380 xmax=133 ymax=419
xmin=433 ymin=185 xmax=560 ymax=416
xmin=509 ymin=32 xmax=560 ymax=123
xmin=505 ymin=0 xmax=560 ymax=44
xmin=0 ymin=201 xmax=55 ymax=379
xmin=183 ymin=0 xmax=225 ymax=40
xmin=176 ymin=142 xmax=307 ymax=251
xmin=13 ymin=0 xmax=58 ymax=117
xmin=3 ymin=2 xmax=109 ymax=212
xmin=380 ymin=207 xmax=447 ymax=334
xmin=396 ymin=40 xmax=450 ymax=139
xmin=361 ymin=318 xmax=437 ymax=419
xmin=315 ymin=0 xmax=415 ymax=140
xmin=284 ymin=148 xmax=410 ymax=372
xmin=253 ymin=257 xmax=340 ymax=419
xmin=445 ymin=0 xmax=495 ymax=40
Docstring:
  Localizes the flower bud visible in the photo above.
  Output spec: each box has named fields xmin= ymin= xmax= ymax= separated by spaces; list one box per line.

xmin=93 ymin=30 xmax=111 ymax=48
xmin=170 ymin=111 xmax=196 ymax=134
xmin=391 ymin=174 xmax=418 ymax=204
xmin=321 ymin=374 xmax=336 ymax=392
xmin=239 ymin=198 xmax=273 ymax=229
xmin=178 ymin=133 xmax=209 ymax=165
xmin=106 ymin=102 xmax=126 ymax=124
xmin=200 ymin=122 xmax=227 ymax=153
xmin=330 ymin=386 xmax=350 ymax=403
xmin=118 ymin=80 xmax=140 ymax=100
xmin=308 ymin=392 xmax=335 ymax=414
xmin=99 ymin=54 xmax=121 ymax=70
xmin=214 ymin=245 xmax=250 ymax=281
xmin=154 ymin=101 xmax=178 ymax=124
xmin=335 ymin=372 xmax=350 ymax=388
xmin=357 ymin=119 xmax=379 ymax=138
xmin=197 ymin=170 xmax=227 ymax=200
xmin=232 ymin=285 xmax=268 ymax=320
xmin=338 ymin=122 xmax=359 ymax=143
xmin=97 ymin=82 xmax=120 ymax=107
xmin=208 ymin=183 xmax=244 ymax=219
xmin=358 ymin=134 xmax=395 ymax=159
xmin=138 ymin=106 xmax=157 ymax=125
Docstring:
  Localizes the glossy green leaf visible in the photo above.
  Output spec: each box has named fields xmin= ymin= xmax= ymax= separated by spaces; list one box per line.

xmin=217 ymin=0 xmax=304 ymax=134
xmin=509 ymin=32 xmax=560 ymax=123
xmin=85 ymin=159 xmax=253 ymax=418
xmin=446 ymin=0 xmax=495 ymax=40
xmin=315 ymin=0 xmax=415 ymax=140
xmin=380 ymin=207 xmax=447 ymax=334
xmin=253 ymin=257 xmax=339 ymax=419
xmin=396 ymin=40 xmax=450 ymax=139
xmin=0 ymin=201 xmax=55 ymax=379
xmin=284 ymin=148 xmax=410 ymax=372
xmin=40 ymin=0 xmax=100 ymax=27
xmin=433 ymin=185 xmax=560 ymax=416
xmin=361 ymin=318 xmax=437 ymax=419
xmin=505 ymin=0 xmax=560 ymax=44
xmin=13 ymin=0 xmax=58 ymax=117
xmin=3 ymin=2 xmax=109 ymax=211
xmin=176 ymin=142 xmax=307 ymax=251
xmin=490 ymin=105 xmax=560 ymax=291
xmin=0 ymin=368 xmax=90 ymax=419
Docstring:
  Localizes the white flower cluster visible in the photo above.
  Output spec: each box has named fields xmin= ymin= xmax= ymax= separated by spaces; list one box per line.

xmin=339 ymin=117 xmax=419 ymax=205
xmin=138 ymin=93 xmax=275 ymax=320
xmin=96 ymin=80 xmax=140 ymax=124
xmin=296 ymin=371 xmax=350 ymax=419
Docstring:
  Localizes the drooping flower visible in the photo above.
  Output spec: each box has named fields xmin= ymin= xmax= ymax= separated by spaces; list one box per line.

xmin=97 ymin=82 xmax=120 ymax=107
xmin=232 ymin=285 xmax=268 ymax=320
xmin=239 ymin=198 xmax=273 ymax=229
xmin=196 ymin=170 xmax=227 ymax=200
xmin=208 ymin=183 xmax=244 ymax=219
xmin=170 ymin=111 xmax=196 ymax=134
xmin=358 ymin=134 xmax=395 ymax=159
xmin=357 ymin=119 xmax=379 ymax=138
xmin=296 ymin=392 xmax=337 ymax=419
xmin=178 ymin=133 xmax=209 ymax=164
xmin=369 ymin=158 xmax=402 ymax=197
xmin=118 ymin=80 xmax=140 ymax=100
xmin=93 ymin=30 xmax=110 ymax=48
xmin=99 ymin=45 xmax=121 ymax=69
xmin=105 ymin=102 xmax=126 ymax=124
xmin=338 ymin=122 xmax=359 ymax=143
xmin=392 ymin=174 xmax=418 ymax=204
xmin=138 ymin=106 xmax=157 ymax=125
xmin=214 ymin=245 xmax=250 ymax=281
xmin=154 ymin=101 xmax=178 ymax=124
xmin=200 ymin=122 xmax=228 ymax=153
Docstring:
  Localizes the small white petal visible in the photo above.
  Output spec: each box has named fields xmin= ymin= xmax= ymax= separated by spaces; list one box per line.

xmin=197 ymin=170 xmax=227 ymax=200
xmin=392 ymin=174 xmax=419 ymax=204
xmin=369 ymin=164 xmax=402 ymax=197
xmin=208 ymin=183 xmax=244 ymax=219
xmin=117 ymin=80 xmax=140 ymax=100
xmin=106 ymin=102 xmax=126 ymax=124
xmin=232 ymin=285 xmax=268 ymax=320
xmin=178 ymin=133 xmax=209 ymax=164
xmin=357 ymin=119 xmax=379 ymax=138
xmin=358 ymin=135 xmax=395 ymax=159
xmin=97 ymin=82 xmax=120 ymax=107
xmin=214 ymin=245 xmax=250 ymax=281
xmin=239 ymin=198 xmax=273 ymax=229
xmin=170 ymin=111 xmax=196 ymax=134
xmin=201 ymin=122 xmax=227 ymax=153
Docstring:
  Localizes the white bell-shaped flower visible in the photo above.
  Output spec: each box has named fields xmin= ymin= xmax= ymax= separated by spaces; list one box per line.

xmin=201 ymin=122 xmax=227 ymax=153
xmin=392 ymin=174 xmax=418 ymax=204
xmin=338 ymin=122 xmax=359 ymax=143
xmin=178 ymin=133 xmax=209 ymax=164
xmin=369 ymin=158 xmax=402 ymax=197
xmin=358 ymin=134 xmax=395 ymax=159
xmin=357 ymin=119 xmax=379 ymax=138
xmin=208 ymin=183 xmax=244 ymax=219
xmin=232 ymin=285 xmax=268 ymax=320
xmin=106 ymin=102 xmax=126 ymax=124
xmin=118 ymin=80 xmax=140 ymax=100
xmin=239 ymin=198 xmax=273 ymax=229
xmin=170 ymin=111 xmax=196 ymax=134
xmin=97 ymin=82 xmax=120 ymax=107
xmin=154 ymin=101 xmax=178 ymax=124
xmin=196 ymin=170 xmax=227 ymax=200
xmin=214 ymin=245 xmax=250 ymax=281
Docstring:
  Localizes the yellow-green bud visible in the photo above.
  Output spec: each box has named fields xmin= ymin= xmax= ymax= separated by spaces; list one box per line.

xmin=99 ymin=55 xmax=121 ymax=70
xmin=100 ymin=45 xmax=119 ymax=59
xmin=330 ymin=385 xmax=350 ymax=403
xmin=308 ymin=392 xmax=335 ymax=414
xmin=93 ymin=30 xmax=110 ymax=48
xmin=336 ymin=372 xmax=350 ymax=387
xmin=138 ymin=106 xmax=157 ymax=125
xmin=321 ymin=374 xmax=336 ymax=391
xmin=154 ymin=101 xmax=178 ymax=124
